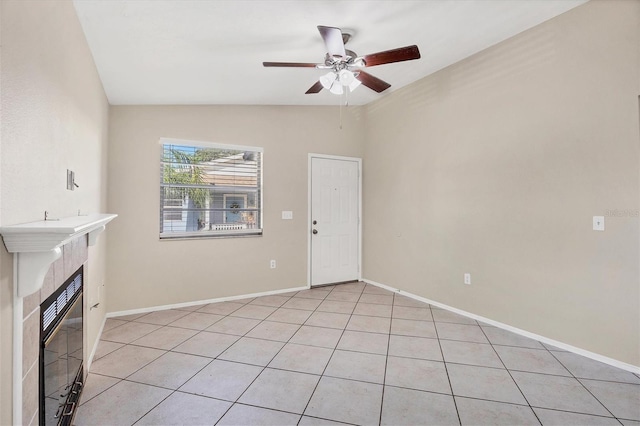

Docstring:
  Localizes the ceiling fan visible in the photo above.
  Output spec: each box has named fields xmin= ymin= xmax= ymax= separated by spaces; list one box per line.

xmin=263 ymin=25 xmax=421 ymax=95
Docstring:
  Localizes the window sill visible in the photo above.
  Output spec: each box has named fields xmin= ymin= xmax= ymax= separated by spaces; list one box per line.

xmin=159 ymin=230 xmax=263 ymax=240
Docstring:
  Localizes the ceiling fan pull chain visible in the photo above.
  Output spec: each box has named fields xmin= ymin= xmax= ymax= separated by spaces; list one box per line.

xmin=338 ymin=94 xmax=342 ymax=130
xmin=339 ymin=95 xmax=343 ymax=130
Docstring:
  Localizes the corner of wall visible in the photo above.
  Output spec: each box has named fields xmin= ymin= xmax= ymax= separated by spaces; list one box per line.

xmin=0 ymin=247 xmax=14 ymax=426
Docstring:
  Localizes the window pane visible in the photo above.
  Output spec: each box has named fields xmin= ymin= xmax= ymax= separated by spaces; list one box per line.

xmin=160 ymin=142 xmax=262 ymax=238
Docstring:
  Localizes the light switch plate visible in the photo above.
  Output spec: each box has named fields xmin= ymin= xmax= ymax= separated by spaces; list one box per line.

xmin=282 ymin=211 xmax=293 ymax=220
xmin=593 ymin=216 xmax=605 ymax=231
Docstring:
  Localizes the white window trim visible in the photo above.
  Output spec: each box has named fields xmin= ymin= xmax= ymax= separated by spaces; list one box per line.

xmin=159 ymin=138 xmax=264 ymax=239
xmin=159 ymin=137 xmax=263 ymax=154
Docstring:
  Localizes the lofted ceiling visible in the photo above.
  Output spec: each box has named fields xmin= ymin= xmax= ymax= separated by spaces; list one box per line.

xmin=73 ymin=0 xmax=587 ymax=106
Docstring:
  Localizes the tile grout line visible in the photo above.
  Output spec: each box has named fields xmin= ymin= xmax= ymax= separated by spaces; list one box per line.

xmin=76 ymin=372 xmax=121 ymax=408
xmin=82 ymin=313 xmax=186 ymax=413
xmin=82 ymin=284 xmax=638 ymax=425
xmin=531 ymin=406 xmax=627 ymax=424
xmin=442 ymin=315 xmax=631 ymax=421
xmin=499 ymin=353 xmax=631 ymax=423
xmin=430 ymin=304 xmax=463 ymax=426
xmin=211 ymin=290 xmax=304 ymax=425
xmin=151 ymin=302 xmax=272 ymax=425
xmin=544 ymin=345 xmax=622 ymax=422
xmin=128 ymin=299 xmax=256 ymax=425
xmin=92 ymin=297 xmax=254 ymax=425
xmin=377 ymin=291 xmax=395 ymax=426
xmin=89 ymin=288 xmax=401 ymax=423
xmin=477 ymin=323 xmax=543 ymax=425
xmin=91 ymin=352 xmax=183 ymax=423
xmin=297 ymin=283 xmax=368 ymax=425
xmin=130 ymin=389 xmax=174 ymax=426
xmin=211 ymin=285 xmax=348 ymax=425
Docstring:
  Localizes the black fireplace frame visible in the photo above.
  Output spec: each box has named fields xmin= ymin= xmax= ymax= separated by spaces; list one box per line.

xmin=39 ymin=266 xmax=84 ymax=426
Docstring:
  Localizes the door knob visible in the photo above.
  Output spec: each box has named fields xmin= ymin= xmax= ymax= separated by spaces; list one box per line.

xmin=312 ymin=229 xmax=318 ymax=234
xmin=312 ymin=220 xmax=317 ymax=225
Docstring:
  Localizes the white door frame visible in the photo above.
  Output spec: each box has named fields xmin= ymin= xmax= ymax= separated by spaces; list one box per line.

xmin=307 ymin=153 xmax=362 ymax=288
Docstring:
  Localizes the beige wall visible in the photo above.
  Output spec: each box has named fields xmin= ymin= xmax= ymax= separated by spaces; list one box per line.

xmin=0 ymin=1 xmax=110 ymax=423
xmin=107 ymin=105 xmax=364 ymax=311
xmin=1 ymin=10 xmax=634 ymax=424
xmin=0 ymin=2 xmax=6 ymax=423
xmin=0 ymin=248 xmax=10 ymax=426
xmin=107 ymin=1 xmax=639 ymax=367
xmin=363 ymin=0 xmax=640 ymax=365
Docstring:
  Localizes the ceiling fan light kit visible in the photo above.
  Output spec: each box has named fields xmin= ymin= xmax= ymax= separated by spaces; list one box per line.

xmin=319 ymin=69 xmax=361 ymax=95
xmin=329 ymin=82 xmax=343 ymax=95
xmin=338 ymin=69 xmax=354 ymax=85
xmin=319 ymin=71 xmax=337 ymax=90
xmin=263 ymin=25 xmax=421 ymax=96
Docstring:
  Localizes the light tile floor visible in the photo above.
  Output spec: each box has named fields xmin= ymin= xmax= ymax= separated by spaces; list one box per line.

xmin=75 ymin=282 xmax=640 ymax=425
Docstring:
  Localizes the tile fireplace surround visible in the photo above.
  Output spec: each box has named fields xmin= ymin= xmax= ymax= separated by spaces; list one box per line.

xmin=0 ymin=213 xmax=116 ymax=425
xmin=22 ymin=236 xmax=88 ymax=425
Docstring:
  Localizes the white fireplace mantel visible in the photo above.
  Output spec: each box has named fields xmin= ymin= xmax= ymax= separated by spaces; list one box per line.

xmin=0 ymin=213 xmax=117 ymax=297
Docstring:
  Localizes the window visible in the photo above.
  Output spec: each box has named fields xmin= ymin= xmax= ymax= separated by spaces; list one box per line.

xmin=163 ymin=197 xmax=184 ymax=221
xmin=160 ymin=138 xmax=263 ymax=239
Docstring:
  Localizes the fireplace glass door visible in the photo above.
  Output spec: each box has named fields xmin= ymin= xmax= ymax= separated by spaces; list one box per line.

xmin=40 ymin=267 xmax=84 ymax=426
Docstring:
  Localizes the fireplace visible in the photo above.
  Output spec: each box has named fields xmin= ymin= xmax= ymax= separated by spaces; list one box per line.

xmin=0 ymin=213 xmax=116 ymax=425
xmin=40 ymin=266 xmax=84 ymax=425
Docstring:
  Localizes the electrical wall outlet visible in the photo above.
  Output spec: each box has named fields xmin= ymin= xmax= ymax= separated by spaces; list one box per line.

xmin=593 ymin=216 xmax=605 ymax=231
xmin=270 ymin=260 xmax=276 ymax=269
xmin=281 ymin=211 xmax=293 ymax=220
xmin=464 ymin=273 xmax=471 ymax=285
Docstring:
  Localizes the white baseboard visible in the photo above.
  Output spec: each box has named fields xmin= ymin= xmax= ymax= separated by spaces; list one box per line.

xmin=87 ymin=314 xmax=107 ymax=371
xmin=362 ymin=278 xmax=640 ymax=375
xmin=106 ymin=285 xmax=309 ymax=319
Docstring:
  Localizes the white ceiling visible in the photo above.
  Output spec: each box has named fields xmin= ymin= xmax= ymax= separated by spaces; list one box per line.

xmin=73 ymin=0 xmax=587 ymax=106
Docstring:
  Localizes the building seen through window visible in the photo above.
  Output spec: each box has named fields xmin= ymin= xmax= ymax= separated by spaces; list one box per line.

xmin=160 ymin=139 xmax=263 ymax=238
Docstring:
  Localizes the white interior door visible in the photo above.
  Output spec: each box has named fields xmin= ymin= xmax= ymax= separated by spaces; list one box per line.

xmin=310 ymin=156 xmax=360 ymax=286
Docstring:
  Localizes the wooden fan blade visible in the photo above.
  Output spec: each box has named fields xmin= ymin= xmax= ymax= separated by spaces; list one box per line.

xmin=362 ymin=45 xmax=421 ymax=67
xmin=305 ymin=81 xmax=324 ymax=94
xmin=318 ymin=25 xmax=346 ymax=58
xmin=263 ymin=62 xmax=318 ymax=68
xmin=356 ymin=71 xmax=391 ymax=93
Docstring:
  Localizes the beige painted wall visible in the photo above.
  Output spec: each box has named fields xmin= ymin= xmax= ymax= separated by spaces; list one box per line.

xmin=107 ymin=105 xmax=364 ymax=311
xmin=0 ymin=3 xmax=635 ymax=423
xmin=0 ymin=248 xmax=10 ymax=426
xmin=363 ymin=0 xmax=640 ymax=365
xmin=0 ymin=2 xmax=7 ymax=423
xmin=0 ymin=1 xmax=110 ymax=423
